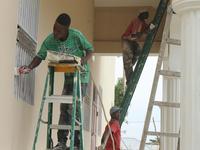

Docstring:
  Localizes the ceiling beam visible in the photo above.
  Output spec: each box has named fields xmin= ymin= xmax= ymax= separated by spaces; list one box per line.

xmin=94 ymin=41 xmax=160 ymax=54
xmin=95 ymin=0 xmax=159 ymax=7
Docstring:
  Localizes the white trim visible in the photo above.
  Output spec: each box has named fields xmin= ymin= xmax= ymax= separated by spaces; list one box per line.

xmin=173 ymin=0 xmax=200 ymax=13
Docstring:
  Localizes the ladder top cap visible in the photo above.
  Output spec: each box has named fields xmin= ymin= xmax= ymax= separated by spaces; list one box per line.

xmin=48 ymin=62 xmax=79 ymax=67
xmin=48 ymin=63 xmax=81 ymax=72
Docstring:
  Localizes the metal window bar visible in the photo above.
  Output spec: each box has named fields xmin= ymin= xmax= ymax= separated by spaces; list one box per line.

xmin=14 ymin=0 xmax=39 ymax=104
xmin=82 ymin=76 xmax=103 ymax=134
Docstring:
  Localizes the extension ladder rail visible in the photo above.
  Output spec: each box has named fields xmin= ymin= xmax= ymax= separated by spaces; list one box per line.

xmin=120 ymin=0 xmax=170 ymax=125
xmin=139 ymin=6 xmax=181 ymax=150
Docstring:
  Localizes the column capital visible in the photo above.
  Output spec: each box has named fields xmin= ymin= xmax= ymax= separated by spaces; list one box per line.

xmin=173 ymin=0 xmax=200 ymax=13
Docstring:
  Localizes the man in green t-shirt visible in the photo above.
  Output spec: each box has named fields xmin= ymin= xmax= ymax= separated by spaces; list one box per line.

xmin=19 ymin=13 xmax=93 ymax=150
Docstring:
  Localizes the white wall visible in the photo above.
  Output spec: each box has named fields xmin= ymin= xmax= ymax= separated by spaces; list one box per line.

xmin=0 ymin=0 xmax=33 ymax=149
xmin=90 ymin=55 xmax=116 ymax=146
xmin=0 ymin=0 xmax=95 ymax=149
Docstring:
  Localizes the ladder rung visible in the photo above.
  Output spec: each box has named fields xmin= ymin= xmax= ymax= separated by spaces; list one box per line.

xmin=147 ymin=131 xmax=179 ymax=137
xmin=154 ymin=101 xmax=180 ymax=108
xmin=45 ymin=95 xmax=73 ymax=104
xmin=50 ymin=124 xmax=80 ymax=130
xmin=75 ymin=119 xmax=81 ymax=125
xmin=159 ymin=70 xmax=181 ymax=78
xmin=166 ymin=38 xmax=181 ymax=46
xmin=161 ymin=56 xmax=169 ymax=61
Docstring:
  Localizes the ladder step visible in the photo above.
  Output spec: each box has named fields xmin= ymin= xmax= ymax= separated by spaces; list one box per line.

xmin=159 ymin=70 xmax=181 ymax=78
xmin=166 ymin=38 xmax=181 ymax=46
xmin=154 ymin=101 xmax=180 ymax=108
xmin=50 ymin=124 xmax=80 ymax=130
xmin=75 ymin=119 xmax=81 ymax=126
xmin=161 ymin=56 xmax=169 ymax=61
xmin=45 ymin=95 xmax=73 ymax=104
xmin=147 ymin=131 xmax=179 ymax=137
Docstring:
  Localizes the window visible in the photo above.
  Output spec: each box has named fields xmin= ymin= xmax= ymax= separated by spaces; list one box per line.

xmin=83 ymin=78 xmax=103 ymax=135
xmin=14 ymin=0 xmax=39 ymax=104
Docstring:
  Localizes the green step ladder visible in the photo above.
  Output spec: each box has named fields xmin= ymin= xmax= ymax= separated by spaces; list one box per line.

xmin=119 ymin=0 xmax=170 ymax=125
xmin=32 ymin=63 xmax=84 ymax=150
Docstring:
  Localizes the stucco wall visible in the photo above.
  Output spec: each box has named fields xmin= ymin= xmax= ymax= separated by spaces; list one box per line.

xmin=90 ymin=55 xmax=116 ymax=146
xmin=0 ymin=0 xmax=29 ymax=150
xmin=0 ymin=0 xmax=95 ymax=149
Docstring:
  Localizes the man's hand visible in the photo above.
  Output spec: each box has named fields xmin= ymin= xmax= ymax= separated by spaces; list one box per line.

xmin=149 ymin=23 xmax=156 ymax=30
xmin=97 ymin=145 xmax=104 ymax=150
xmin=123 ymin=35 xmax=137 ymax=41
xmin=81 ymin=57 xmax=87 ymax=65
xmin=81 ymin=50 xmax=93 ymax=66
xmin=18 ymin=66 xmax=32 ymax=74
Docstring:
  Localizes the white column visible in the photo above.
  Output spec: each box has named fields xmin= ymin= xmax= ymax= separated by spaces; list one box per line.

xmin=173 ymin=1 xmax=200 ymax=150
xmin=161 ymin=14 xmax=181 ymax=150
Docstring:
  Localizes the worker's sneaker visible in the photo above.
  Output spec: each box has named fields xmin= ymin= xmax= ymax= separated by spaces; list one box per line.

xmin=53 ymin=142 xmax=67 ymax=150
xmin=74 ymin=146 xmax=79 ymax=150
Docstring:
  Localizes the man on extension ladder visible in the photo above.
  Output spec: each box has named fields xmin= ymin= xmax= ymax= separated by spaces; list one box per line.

xmin=19 ymin=13 xmax=94 ymax=150
xmin=121 ymin=11 xmax=149 ymax=85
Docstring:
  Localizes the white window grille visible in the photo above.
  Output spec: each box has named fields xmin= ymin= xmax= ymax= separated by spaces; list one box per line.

xmin=83 ymin=77 xmax=103 ymax=134
xmin=14 ymin=0 xmax=39 ymax=104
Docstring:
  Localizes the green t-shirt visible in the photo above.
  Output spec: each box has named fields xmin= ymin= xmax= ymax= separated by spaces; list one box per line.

xmin=37 ymin=28 xmax=94 ymax=83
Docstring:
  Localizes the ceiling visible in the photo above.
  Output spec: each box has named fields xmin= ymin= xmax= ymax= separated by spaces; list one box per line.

xmin=94 ymin=0 xmax=164 ymax=54
xmin=95 ymin=0 xmax=160 ymax=7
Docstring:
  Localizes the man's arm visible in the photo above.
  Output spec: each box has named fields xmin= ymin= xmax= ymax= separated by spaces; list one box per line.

xmin=19 ymin=56 xmax=42 ymax=74
xmin=28 ymin=56 xmax=42 ymax=69
xmin=101 ymin=126 xmax=117 ymax=150
xmin=122 ymin=20 xmax=134 ymax=40
xmin=81 ymin=50 xmax=93 ymax=65
xmin=101 ymin=128 xmax=110 ymax=145
xmin=19 ymin=37 xmax=48 ymax=74
xmin=76 ymin=30 xmax=94 ymax=65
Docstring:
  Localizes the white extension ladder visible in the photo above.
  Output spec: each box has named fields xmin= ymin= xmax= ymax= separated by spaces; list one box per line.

xmin=139 ymin=6 xmax=181 ymax=150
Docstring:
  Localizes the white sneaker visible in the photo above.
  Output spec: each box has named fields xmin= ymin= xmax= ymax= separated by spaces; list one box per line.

xmin=53 ymin=143 xmax=67 ymax=150
xmin=74 ymin=146 xmax=79 ymax=150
